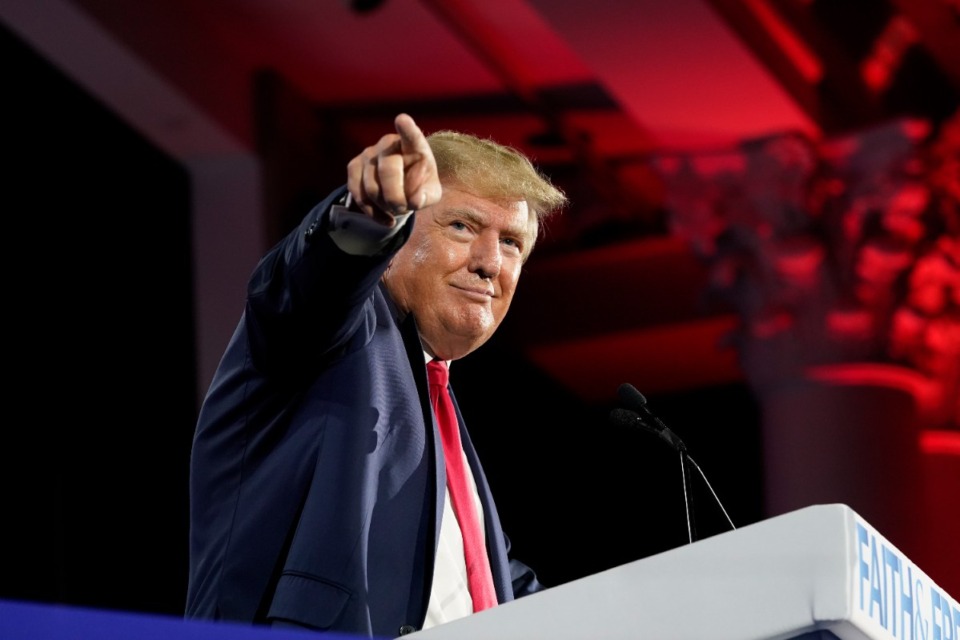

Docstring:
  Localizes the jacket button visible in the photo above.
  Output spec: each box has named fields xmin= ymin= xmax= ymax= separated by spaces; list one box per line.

xmin=398 ymin=624 xmax=417 ymax=635
xmin=304 ymin=220 xmax=319 ymax=243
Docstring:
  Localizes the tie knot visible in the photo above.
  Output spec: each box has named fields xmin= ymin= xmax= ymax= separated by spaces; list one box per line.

xmin=427 ymin=359 xmax=449 ymax=387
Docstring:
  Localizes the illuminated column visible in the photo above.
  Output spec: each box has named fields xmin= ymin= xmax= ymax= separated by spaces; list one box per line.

xmin=652 ymin=113 xmax=960 ymax=595
xmin=756 ymin=364 xmax=928 ymax=556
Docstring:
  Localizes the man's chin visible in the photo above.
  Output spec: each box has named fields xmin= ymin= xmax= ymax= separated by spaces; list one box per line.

xmin=428 ymin=322 xmax=498 ymax=360
xmin=447 ymin=307 xmax=497 ymax=334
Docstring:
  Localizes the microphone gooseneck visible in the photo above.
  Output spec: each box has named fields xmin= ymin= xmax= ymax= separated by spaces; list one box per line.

xmin=611 ymin=384 xmax=737 ymax=544
xmin=684 ymin=455 xmax=736 ymax=534
xmin=609 ymin=406 xmax=696 ymax=542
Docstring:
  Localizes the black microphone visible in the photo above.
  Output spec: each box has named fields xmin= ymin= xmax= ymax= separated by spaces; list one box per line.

xmin=608 ymin=408 xmax=687 ymax=453
xmin=618 ymin=383 xmax=674 ymax=436
xmin=611 ymin=384 xmax=737 ymax=542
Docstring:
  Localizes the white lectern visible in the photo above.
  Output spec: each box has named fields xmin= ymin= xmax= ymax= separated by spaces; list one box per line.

xmin=409 ymin=504 xmax=958 ymax=640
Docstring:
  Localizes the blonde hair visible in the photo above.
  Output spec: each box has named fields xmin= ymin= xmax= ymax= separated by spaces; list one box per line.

xmin=427 ymin=131 xmax=567 ymax=240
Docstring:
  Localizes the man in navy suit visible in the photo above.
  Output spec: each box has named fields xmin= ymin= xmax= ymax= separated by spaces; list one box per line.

xmin=186 ymin=113 xmax=567 ymax=637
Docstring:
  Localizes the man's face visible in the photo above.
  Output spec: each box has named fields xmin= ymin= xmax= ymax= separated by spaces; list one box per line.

xmin=382 ymin=186 xmax=535 ymax=361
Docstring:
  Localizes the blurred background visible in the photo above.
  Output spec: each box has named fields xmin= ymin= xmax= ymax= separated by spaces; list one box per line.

xmin=2 ymin=0 xmax=957 ymax=621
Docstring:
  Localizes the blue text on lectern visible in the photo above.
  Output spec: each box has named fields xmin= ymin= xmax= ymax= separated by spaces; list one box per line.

xmin=856 ymin=520 xmax=959 ymax=640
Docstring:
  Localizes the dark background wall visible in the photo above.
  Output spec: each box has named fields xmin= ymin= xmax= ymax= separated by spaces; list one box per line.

xmin=4 ymin=23 xmax=196 ymax=615
xmin=1 ymin=21 xmax=764 ymax=617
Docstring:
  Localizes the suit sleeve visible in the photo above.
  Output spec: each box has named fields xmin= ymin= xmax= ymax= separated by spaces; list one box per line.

xmin=509 ymin=558 xmax=546 ymax=598
xmin=243 ymin=186 xmax=413 ymax=375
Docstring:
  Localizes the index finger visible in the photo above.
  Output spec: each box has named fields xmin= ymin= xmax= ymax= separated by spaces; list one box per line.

xmin=394 ymin=113 xmax=430 ymax=156
xmin=392 ymin=113 xmax=441 ymax=211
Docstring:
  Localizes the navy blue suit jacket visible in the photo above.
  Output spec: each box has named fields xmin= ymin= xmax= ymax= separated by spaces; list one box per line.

xmin=186 ymin=187 xmax=542 ymax=637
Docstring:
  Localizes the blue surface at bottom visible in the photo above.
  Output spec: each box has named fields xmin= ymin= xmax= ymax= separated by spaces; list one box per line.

xmin=0 ymin=599 xmax=383 ymax=640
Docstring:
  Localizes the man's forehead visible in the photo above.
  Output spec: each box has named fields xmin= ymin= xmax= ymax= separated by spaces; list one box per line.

xmin=439 ymin=186 xmax=529 ymax=215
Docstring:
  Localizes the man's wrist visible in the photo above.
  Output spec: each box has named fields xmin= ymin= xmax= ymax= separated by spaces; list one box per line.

xmin=328 ymin=193 xmax=413 ymax=256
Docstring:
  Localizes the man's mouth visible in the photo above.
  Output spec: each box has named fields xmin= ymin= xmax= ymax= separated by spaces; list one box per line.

xmin=451 ymin=284 xmax=494 ymax=301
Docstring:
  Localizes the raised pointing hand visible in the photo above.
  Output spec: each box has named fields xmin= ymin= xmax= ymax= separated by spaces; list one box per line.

xmin=346 ymin=113 xmax=442 ymax=226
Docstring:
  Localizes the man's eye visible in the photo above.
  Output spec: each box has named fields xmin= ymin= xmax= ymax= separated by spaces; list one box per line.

xmin=450 ymin=221 xmax=468 ymax=231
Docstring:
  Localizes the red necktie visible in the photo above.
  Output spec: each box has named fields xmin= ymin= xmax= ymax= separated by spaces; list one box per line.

xmin=426 ymin=359 xmax=498 ymax=612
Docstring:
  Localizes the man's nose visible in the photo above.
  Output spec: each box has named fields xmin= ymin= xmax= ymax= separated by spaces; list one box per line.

xmin=470 ymin=233 xmax=502 ymax=279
